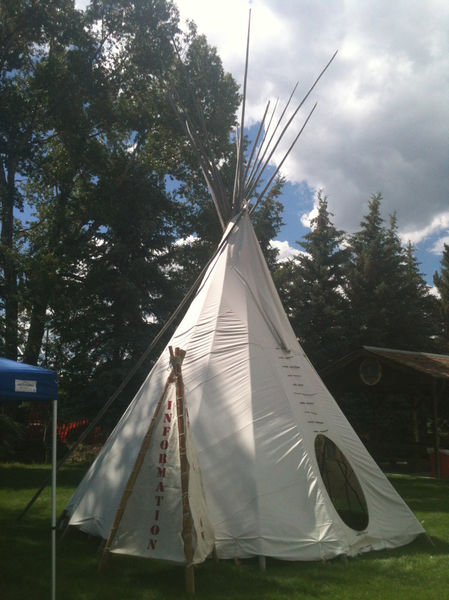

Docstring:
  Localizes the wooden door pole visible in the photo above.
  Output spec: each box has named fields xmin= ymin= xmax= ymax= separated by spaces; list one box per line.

xmin=171 ymin=346 xmax=195 ymax=596
xmin=99 ymin=352 xmax=178 ymax=572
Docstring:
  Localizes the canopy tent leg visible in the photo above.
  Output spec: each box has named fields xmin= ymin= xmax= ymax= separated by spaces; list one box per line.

xmin=51 ymin=397 xmax=57 ymax=600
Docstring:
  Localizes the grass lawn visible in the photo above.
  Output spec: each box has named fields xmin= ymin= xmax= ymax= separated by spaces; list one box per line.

xmin=1 ymin=463 xmax=448 ymax=600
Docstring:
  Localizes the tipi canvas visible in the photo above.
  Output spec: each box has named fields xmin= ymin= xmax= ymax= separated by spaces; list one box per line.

xmin=98 ymin=347 xmax=215 ymax=568
xmin=64 ymin=19 xmax=424 ymax=563
xmin=65 ymin=210 xmax=424 ymax=561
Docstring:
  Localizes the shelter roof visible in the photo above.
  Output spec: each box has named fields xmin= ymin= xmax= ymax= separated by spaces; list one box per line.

xmin=320 ymin=346 xmax=449 ymax=396
xmin=361 ymin=346 xmax=449 ymax=380
xmin=321 ymin=346 xmax=449 ymax=381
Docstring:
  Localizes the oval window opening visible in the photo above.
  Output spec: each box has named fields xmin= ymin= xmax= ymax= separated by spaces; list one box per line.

xmin=315 ymin=434 xmax=369 ymax=531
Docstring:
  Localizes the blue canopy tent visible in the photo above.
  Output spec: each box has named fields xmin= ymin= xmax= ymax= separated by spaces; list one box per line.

xmin=0 ymin=357 xmax=58 ymax=600
xmin=0 ymin=357 xmax=57 ymax=401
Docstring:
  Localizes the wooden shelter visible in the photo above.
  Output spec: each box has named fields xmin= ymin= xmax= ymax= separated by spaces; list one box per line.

xmin=320 ymin=346 xmax=449 ymax=476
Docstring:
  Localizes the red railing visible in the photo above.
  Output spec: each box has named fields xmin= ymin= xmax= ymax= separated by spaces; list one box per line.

xmin=26 ymin=415 xmax=102 ymax=444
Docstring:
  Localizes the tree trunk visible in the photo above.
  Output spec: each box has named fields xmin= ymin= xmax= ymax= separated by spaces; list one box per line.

xmin=0 ymin=163 xmax=19 ymax=360
xmin=23 ymin=298 xmax=48 ymax=365
xmin=23 ymin=187 xmax=70 ymax=365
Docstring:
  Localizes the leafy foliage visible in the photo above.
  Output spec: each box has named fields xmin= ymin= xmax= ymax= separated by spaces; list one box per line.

xmin=1 ymin=1 xmax=446 ymax=434
xmin=0 ymin=0 xmax=242 ymax=423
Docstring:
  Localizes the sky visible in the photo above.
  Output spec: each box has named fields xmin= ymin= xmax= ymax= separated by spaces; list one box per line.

xmin=74 ymin=0 xmax=448 ymax=285
xmin=173 ymin=0 xmax=449 ymax=285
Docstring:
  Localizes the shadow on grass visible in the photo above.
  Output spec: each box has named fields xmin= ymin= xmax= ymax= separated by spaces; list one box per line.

xmin=0 ymin=463 xmax=88 ymax=491
xmin=2 ymin=531 xmax=448 ymax=600
xmin=2 ymin=466 xmax=448 ymax=600
xmin=48 ymin=527 xmax=449 ymax=600
xmin=388 ymin=474 xmax=449 ymax=514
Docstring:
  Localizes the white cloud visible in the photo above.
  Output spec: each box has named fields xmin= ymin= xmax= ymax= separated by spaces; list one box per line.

xmin=429 ymin=286 xmax=441 ymax=299
xmin=300 ymin=205 xmax=318 ymax=228
xmin=176 ymin=0 xmax=449 ymax=242
xmin=175 ymin=235 xmax=198 ymax=246
xmin=269 ymin=240 xmax=300 ymax=262
xmin=429 ymin=235 xmax=449 ymax=255
xmin=399 ymin=212 xmax=449 ymax=246
xmin=75 ymin=0 xmax=448 ymax=280
xmin=299 ymin=189 xmax=323 ymax=228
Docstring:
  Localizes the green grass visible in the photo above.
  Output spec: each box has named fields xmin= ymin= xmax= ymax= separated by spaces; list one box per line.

xmin=1 ymin=464 xmax=448 ymax=599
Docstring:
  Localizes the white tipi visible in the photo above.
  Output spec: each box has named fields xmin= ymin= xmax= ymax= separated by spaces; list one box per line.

xmin=64 ymin=20 xmax=424 ymax=564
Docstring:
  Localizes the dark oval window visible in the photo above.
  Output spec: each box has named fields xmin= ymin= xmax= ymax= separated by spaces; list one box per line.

xmin=315 ymin=434 xmax=369 ymax=531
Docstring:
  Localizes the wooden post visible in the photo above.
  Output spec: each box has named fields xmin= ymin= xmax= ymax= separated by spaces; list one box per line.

xmin=185 ymin=566 xmax=195 ymax=596
xmin=172 ymin=346 xmax=195 ymax=596
xmin=410 ymin=398 xmax=420 ymax=444
xmin=432 ymin=379 xmax=440 ymax=478
xmin=409 ymin=397 xmax=421 ymax=472
xmin=371 ymin=396 xmax=379 ymax=444
xmin=99 ymin=350 xmax=180 ymax=572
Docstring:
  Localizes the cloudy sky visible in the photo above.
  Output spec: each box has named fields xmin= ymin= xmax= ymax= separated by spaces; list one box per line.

xmin=174 ymin=0 xmax=449 ymax=282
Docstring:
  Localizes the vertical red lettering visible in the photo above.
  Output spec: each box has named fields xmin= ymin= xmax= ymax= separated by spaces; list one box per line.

xmin=146 ymin=397 xmax=176 ymax=550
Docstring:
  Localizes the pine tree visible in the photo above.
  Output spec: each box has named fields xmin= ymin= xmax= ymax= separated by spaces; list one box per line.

xmin=278 ymin=191 xmax=350 ymax=367
xmin=433 ymin=243 xmax=449 ymax=352
xmin=348 ymin=194 xmax=435 ymax=350
xmin=382 ymin=213 xmax=414 ymax=347
xmin=347 ymin=193 xmax=390 ymax=346
xmin=399 ymin=241 xmax=436 ymax=350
